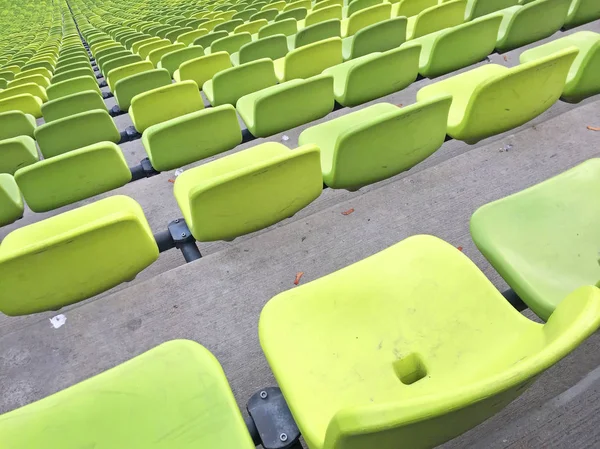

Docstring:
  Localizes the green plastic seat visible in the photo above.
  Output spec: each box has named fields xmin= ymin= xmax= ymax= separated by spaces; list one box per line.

xmin=147 ymin=43 xmax=185 ymax=67
xmin=0 ymin=111 xmax=36 ymax=140
xmin=208 ymin=32 xmax=253 ymax=55
xmin=214 ymin=18 xmax=244 ymax=33
xmin=47 ymin=76 xmax=102 ymax=101
xmin=41 ymin=90 xmax=106 ymax=122
xmin=53 ymin=61 xmax=90 ymax=76
xmin=0 ymin=340 xmax=255 ymax=446
xmin=233 ymin=9 xmax=259 ymax=22
xmin=412 ymin=13 xmax=502 ymax=78
xmin=259 ymin=18 xmax=298 ymax=39
xmin=176 ymin=28 xmax=209 ymax=46
xmin=130 ymin=80 xmax=203 ymax=133
xmin=12 ymin=73 xmax=51 ymax=88
xmin=237 ymin=74 xmax=335 ymax=137
xmin=345 ymin=0 xmax=384 ymax=17
xmin=174 ymin=141 xmax=322 ymax=241
xmin=94 ymin=45 xmax=126 ymax=63
xmin=102 ymin=54 xmax=144 ymax=78
xmin=138 ymin=39 xmax=171 ymax=59
xmin=35 ymin=110 xmax=121 ymax=158
xmin=114 ymin=68 xmax=172 ymax=110
xmin=21 ymin=61 xmax=54 ymax=73
xmin=158 ymin=46 xmax=205 ymax=77
xmin=342 ymin=16 xmax=407 ymax=60
xmin=285 ymin=0 xmax=312 ymax=12
xmin=274 ymin=37 xmax=343 ymax=82
xmin=203 ymin=18 xmax=227 ymax=31
xmin=314 ymin=0 xmax=344 ymax=11
xmin=235 ymin=19 xmax=269 ymax=35
xmin=132 ymin=37 xmax=161 ymax=53
xmin=193 ymin=31 xmax=229 ymax=49
xmin=0 ymin=83 xmax=48 ymax=102
xmin=520 ymin=31 xmax=600 ymax=103
xmin=323 ymin=44 xmax=420 ymax=107
xmin=259 ymin=234 xmax=600 ymax=449
xmin=106 ymin=60 xmax=153 ymax=92
xmin=406 ymin=0 xmax=466 ymax=40
xmin=0 ymin=71 xmax=15 ymax=82
xmin=288 ymin=19 xmax=341 ymax=50
xmin=276 ymin=7 xmax=308 ymax=22
xmin=416 ymin=47 xmax=577 ymax=143
xmin=143 ymin=105 xmax=242 ymax=171
xmin=15 ymin=141 xmax=132 ymax=212
xmin=0 ymin=136 xmax=38 ymax=175
xmin=342 ymin=3 xmax=391 ymax=37
xmin=98 ymin=50 xmax=132 ymax=73
xmin=0 ymin=94 xmax=43 ymax=118
xmin=306 ymin=5 xmax=343 ymax=26
xmin=495 ymin=0 xmax=571 ymax=52
xmin=232 ymin=35 xmax=289 ymax=65
xmin=464 ymin=0 xmax=519 ymax=20
xmin=204 ymin=58 xmax=278 ymax=106
xmin=471 ymin=158 xmax=600 ymax=320
xmin=174 ymin=52 xmax=233 ymax=89
xmin=0 ymin=173 xmax=23 ymax=227
xmin=0 ymin=195 xmax=158 ymax=316
xmin=564 ymin=0 xmax=600 ymax=28
xmin=250 ymin=8 xmax=279 ymax=21
xmin=299 ymin=96 xmax=450 ymax=189
xmin=391 ymin=0 xmax=437 ymax=17
xmin=51 ymin=67 xmax=95 ymax=84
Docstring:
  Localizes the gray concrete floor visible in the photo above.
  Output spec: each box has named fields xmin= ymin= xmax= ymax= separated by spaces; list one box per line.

xmin=1 ymin=18 xmax=600 ymax=449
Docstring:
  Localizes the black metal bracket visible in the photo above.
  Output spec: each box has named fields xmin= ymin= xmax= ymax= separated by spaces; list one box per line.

xmin=109 ymin=104 xmax=125 ymax=117
xmin=119 ymin=125 xmax=141 ymax=143
xmin=96 ymin=72 xmax=103 ymax=79
xmin=153 ymin=219 xmax=202 ymax=263
xmin=503 ymin=289 xmax=527 ymax=312
xmin=241 ymin=128 xmax=256 ymax=144
xmin=246 ymin=387 xmax=301 ymax=449
xmin=101 ymin=90 xmax=113 ymax=99
xmin=129 ymin=157 xmax=160 ymax=181
xmin=93 ymin=66 xmax=99 ymax=72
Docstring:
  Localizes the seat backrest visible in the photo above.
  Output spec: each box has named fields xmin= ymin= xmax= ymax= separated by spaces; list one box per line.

xmin=347 ymin=0 xmax=384 ymax=17
xmin=51 ymin=67 xmax=95 ymax=84
xmin=103 ymin=54 xmax=144 ymax=78
xmin=193 ymin=30 xmax=229 ymax=48
xmin=106 ymin=60 xmax=153 ymax=92
xmin=34 ymin=108 xmax=120 ymax=157
xmin=158 ymin=46 xmax=206 ymax=77
xmin=212 ymin=58 xmax=278 ymax=106
xmin=214 ymin=18 xmax=245 ymax=33
xmin=346 ymin=3 xmax=392 ymax=36
xmin=285 ymin=37 xmax=343 ymax=79
xmin=305 ymin=5 xmax=343 ymax=27
xmin=0 ymin=111 xmax=36 ymax=140
xmin=565 ymin=0 xmax=600 ymax=28
xmin=147 ymin=43 xmax=186 ymax=67
xmin=235 ymin=18 xmax=269 ymax=35
xmin=98 ymin=50 xmax=132 ymax=72
xmin=285 ymin=0 xmax=312 ymax=11
xmin=202 ymin=18 xmax=226 ymax=31
xmin=210 ymin=32 xmax=253 ymax=54
xmin=412 ymin=0 xmax=466 ymax=39
xmin=47 ymin=75 xmax=102 ymax=101
xmin=395 ymin=0 xmax=437 ymax=16
xmin=239 ymin=35 xmax=290 ymax=64
xmin=276 ymin=7 xmax=308 ymax=21
xmin=143 ymin=104 xmax=242 ymax=171
xmin=114 ymin=68 xmax=172 ymax=110
xmin=0 ymin=83 xmax=48 ymax=103
xmin=0 ymin=94 xmax=43 ymax=118
xmin=259 ymin=18 xmax=298 ymax=38
xmin=251 ymin=8 xmax=279 ymax=21
xmin=0 ymin=135 xmax=39 ymax=175
xmin=132 ymin=36 xmax=160 ymax=53
xmin=15 ymin=141 xmax=132 ymax=212
xmin=466 ymin=0 xmax=519 ymax=20
xmin=129 ymin=80 xmax=204 ymax=132
xmin=295 ymin=19 xmax=342 ymax=48
xmin=54 ymin=61 xmax=90 ymax=76
xmin=16 ymin=67 xmax=53 ymax=80
xmin=348 ymin=16 xmax=407 ymax=59
xmin=0 ymin=173 xmax=23 ymax=227
xmin=176 ymin=28 xmax=209 ymax=46
xmin=138 ymin=39 xmax=171 ymax=59
xmin=175 ymin=52 xmax=233 ymax=87
xmin=41 ymin=90 xmax=106 ymax=123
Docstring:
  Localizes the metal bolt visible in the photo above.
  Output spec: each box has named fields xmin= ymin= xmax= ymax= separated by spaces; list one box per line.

xmin=279 ymin=433 xmax=288 ymax=442
xmin=174 ymin=219 xmax=179 ymax=223
xmin=181 ymin=233 xmax=186 ymax=238
xmin=259 ymin=390 xmax=268 ymax=399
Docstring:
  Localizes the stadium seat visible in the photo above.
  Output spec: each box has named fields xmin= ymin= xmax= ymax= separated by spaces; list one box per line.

xmin=204 ymin=58 xmax=278 ymax=106
xmin=174 ymin=142 xmax=322 ymax=241
xmin=563 ymin=0 xmax=600 ymax=28
xmin=157 ymin=46 xmax=205 ymax=77
xmin=276 ymin=7 xmax=308 ymax=22
xmin=464 ymin=0 xmax=519 ymax=20
xmin=406 ymin=0 xmax=466 ymax=40
xmin=234 ymin=19 xmax=268 ymax=35
xmin=35 ymin=110 xmax=121 ymax=158
xmin=174 ymin=52 xmax=232 ymax=88
xmin=412 ymin=13 xmax=502 ymax=78
xmin=106 ymin=60 xmax=153 ymax=92
xmin=129 ymin=80 xmax=203 ymax=133
xmin=202 ymin=18 xmax=226 ymax=31
xmin=0 ymin=196 xmax=158 ymax=316
xmin=114 ymin=68 xmax=172 ymax=110
xmin=259 ymin=18 xmax=298 ymax=38
xmin=260 ymin=234 xmax=600 ymax=449
xmin=391 ymin=0 xmax=436 ymax=17
xmin=143 ymin=105 xmax=242 ymax=171
xmin=138 ymin=39 xmax=171 ymax=59
xmin=0 ymin=83 xmax=48 ymax=102
xmin=231 ymin=35 xmax=289 ymax=65
xmin=520 ymin=31 xmax=600 ymax=103
xmin=51 ymin=67 xmax=95 ymax=84
xmin=288 ymin=19 xmax=342 ymax=49
xmin=147 ymin=43 xmax=185 ymax=67
xmin=0 ymin=111 xmax=36 ymax=140
xmin=345 ymin=0 xmax=384 ymax=17
xmin=285 ymin=0 xmax=312 ymax=12
xmin=495 ymin=0 xmax=571 ymax=52
xmin=416 ymin=47 xmax=577 ymax=143
xmin=176 ymin=28 xmax=209 ymax=46
xmin=471 ymin=158 xmax=600 ymax=320
xmin=15 ymin=141 xmax=132 ymax=212
xmin=0 ymin=94 xmax=43 ymax=118
xmin=274 ymin=37 xmax=343 ymax=81
xmin=47 ymin=76 xmax=102 ymax=101
xmin=299 ymin=96 xmax=450 ymax=189
xmin=132 ymin=37 xmax=161 ymax=53
xmin=8 ymin=73 xmax=50 ymax=89
xmin=193 ymin=31 xmax=229 ymax=49
xmin=41 ymin=90 xmax=107 ymax=122
xmin=54 ymin=61 xmax=90 ymax=76
xmin=343 ymin=3 xmax=391 ymax=37
xmin=323 ymin=44 xmax=420 ymax=107
xmin=342 ymin=16 xmax=407 ymax=60
xmin=237 ymin=74 xmax=335 ymax=137
xmin=208 ymin=32 xmax=252 ymax=54
xmin=102 ymin=54 xmax=143 ymax=76
xmin=0 ymin=174 xmax=23 ymax=227
xmin=305 ymin=5 xmax=342 ymax=27
xmin=0 ymin=136 xmax=39 ymax=175
xmin=251 ymin=9 xmax=279 ymax=22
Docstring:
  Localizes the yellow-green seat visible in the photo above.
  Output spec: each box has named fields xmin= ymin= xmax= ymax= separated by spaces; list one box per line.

xmin=0 ymin=136 xmax=39 ymax=175
xmin=258 ymin=18 xmax=298 ymax=39
xmin=231 ymin=35 xmax=290 ymax=65
xmin=0 ymin=340 xmax=254 ymax=447
xmin=176 ymin=28 xmax=210 ymax=46
xmin=35 ymin=110 xmax=121 ymax=158
xmin=214 ymin=18 xmax=244 ymax=33
xmin=15 ymin=142 xmax=132 ymax=212
xmin=416 ymin=47 xmax=577 ymax=143
xmin=138 ymin=39 xmax=171 ymax=59
xmin=174 ymin=141 xmax=322 ymax=241
xmin=299 ymin=97 xmax=450 ymax=189
xmin=51 ymin=67 xmax=95 ymax=84
xmin=0 ymin=195 xmax=158 ymax=315
xmin=0 ymin=173 xmax=23 ymax=227
xmin=495 ymin=0 xmax=571 ymax=52
xmin=0 ymin=111 xmax=36 ymax=140
xmin=344 ymin=0 xmax=384 ymax=17
xmin=106 ymin=60 xmax=153 ymax=92
xmin=237 ymin=74 xmax=335 ymax=137
xmin=306 ymin=5 xmax=343 ymax=26
xmin=392 ymin=0 xmax=438 ymax=17
xmin=323 ymin=44 xmax=420 ymax=107
xmin=0 ymin=83 xmax=48 ymax=102
xmin=259 ymin=234 xmax=600 ymax=449
xmin=342 ymin=3 xmax=391 ymax=37
xmin=520 ymin=31 xmax=600 ymax=103
xmin=276 ymin=7 xmax=309 ymax=22
xmin=114 ymin=68 xmax=172 ymax=110
xmin=564 ymin=0 xmax=600 ymax=28
xmin=235 ymin=19 xmax=269 ymax=35
xmin=288 ymin=19 xmax=342 ymax=50
xmin=0 ymin=94 xmax=43 ymax=118
xmin=412 ymin=13 xmax=502 ymax=78
xmin=54 ymin=61 xmax=91 ymax=76
xmin=157 ymin=46 xmax=205 ymax=77
xmin=465 ymin=0 xmax=519 ymax=20
xmin=129 ymin=80 xmax=203 ymax=133
xmin=471 ymin=158 xmax=600 ymax=320
xmin=147 ymin=43 xmax=185 ymax=68
xmin=102 ymin=54 xmax=144 ymax=78
xmin=251 ymin=8 xmax=281 ymax=22
xmin=143 ymin=105 xmax=242 ymax=171
xmin=47 ymin=76 xmax=102 ymax=101
xmin=193 ymin=31 xmax=229 ymax=49
xmin=342 ymin=16 xmax=407 ymax=60
xmin=8 ymin=73 xmax=50 ymax=89
xmin=174 ymin=52 xmax=233 ymax=89
xmin=132 ymin=37 xmax=161 ymax=54
xmin=406 ymin=0 xmax=466 ymax=40
xmin=208 ymin=32 xmax=253 ymax=55
xmin=41 ymin=90 xmax=107 ymax=123
xmin=274 ymin=37 xmax=343 ymax=82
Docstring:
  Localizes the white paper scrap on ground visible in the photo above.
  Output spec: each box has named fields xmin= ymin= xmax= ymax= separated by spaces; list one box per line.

xmin=50 ymin=314 xmax=67 ymax=329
